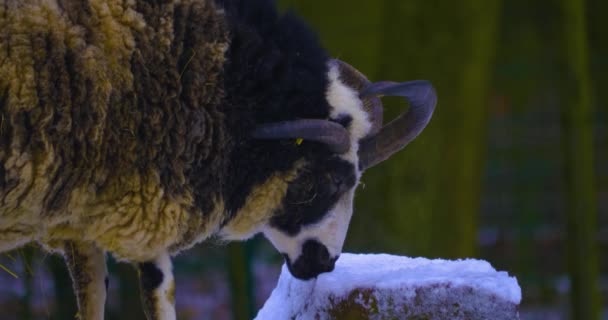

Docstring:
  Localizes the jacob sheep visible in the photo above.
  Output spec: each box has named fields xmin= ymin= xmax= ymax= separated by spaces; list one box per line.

xmin=0 ymin=0 xmax=437 ymax=319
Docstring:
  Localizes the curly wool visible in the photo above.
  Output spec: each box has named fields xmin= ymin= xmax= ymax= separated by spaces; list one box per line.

xmin=0 ymin=0 xmax=334 ymax=261
xmin=0 ymin=0 xmax=230 ymax=260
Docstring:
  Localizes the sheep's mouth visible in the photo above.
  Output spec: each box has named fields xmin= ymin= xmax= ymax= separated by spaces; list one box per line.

xmin=282 ymin=240 xmax=339 ymax=280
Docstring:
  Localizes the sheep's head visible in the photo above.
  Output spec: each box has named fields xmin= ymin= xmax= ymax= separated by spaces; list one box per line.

xmin=253 ymin=60 xmax=437 ymax=280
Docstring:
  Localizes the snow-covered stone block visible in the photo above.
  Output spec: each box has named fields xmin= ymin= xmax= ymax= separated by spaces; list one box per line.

xmin=256 ymin=253 xmax=521 ymax=320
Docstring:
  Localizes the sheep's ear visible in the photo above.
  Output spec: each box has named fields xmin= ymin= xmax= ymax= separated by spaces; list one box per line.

xmin=252 ymin=119 xmax=350 ymax=154
xmin=358 ymin=81 xmax=436 ymax=170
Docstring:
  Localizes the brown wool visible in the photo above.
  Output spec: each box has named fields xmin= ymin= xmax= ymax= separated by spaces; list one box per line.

xmin=0 ymin=0 xmax=230 ymax=260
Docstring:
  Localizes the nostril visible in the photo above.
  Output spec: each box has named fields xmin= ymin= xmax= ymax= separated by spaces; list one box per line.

xmin=285 ymin=240 xmax=341 ymax=280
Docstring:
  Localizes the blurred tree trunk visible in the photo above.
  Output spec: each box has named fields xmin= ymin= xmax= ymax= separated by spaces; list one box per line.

xmin=587 ymin=0 xmax=607 ymax=117
xmin=588 ymin=0 xmax=607 ymax=179
xmin=227 ymin=242 xmax=255 ymax=320
xmin=279 ymin=0 xmax=500 ymax=258
xmin=557 ymin=0 xmax=600 ymax=318
xmin=587 ymin=0 xmax=607 ymax=305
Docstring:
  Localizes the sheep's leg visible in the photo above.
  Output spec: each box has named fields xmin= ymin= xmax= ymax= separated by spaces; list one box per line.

xmin=138 ymin=252 xmax=176 ymax=320
xmin=63 ymin=241 xmax=107 ymax=320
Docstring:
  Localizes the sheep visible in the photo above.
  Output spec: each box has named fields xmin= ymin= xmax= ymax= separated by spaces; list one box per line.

xmin=0 ymin=0 xmax=436 ymax=319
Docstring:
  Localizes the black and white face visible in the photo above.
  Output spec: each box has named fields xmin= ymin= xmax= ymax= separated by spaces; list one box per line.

xmin=263 ymin=62 xmax=373 ymax=280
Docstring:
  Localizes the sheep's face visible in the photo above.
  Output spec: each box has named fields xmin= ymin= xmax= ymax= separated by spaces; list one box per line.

xmin=263 ymin=61 xmax=373 ymax=280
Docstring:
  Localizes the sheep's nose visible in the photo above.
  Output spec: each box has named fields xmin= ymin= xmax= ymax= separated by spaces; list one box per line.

xmin=283 ymin=239 xmax=339 ymax=280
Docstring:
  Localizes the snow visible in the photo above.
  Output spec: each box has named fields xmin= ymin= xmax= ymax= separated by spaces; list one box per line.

xmin=256 ymin=253 xmax=521 ymax=320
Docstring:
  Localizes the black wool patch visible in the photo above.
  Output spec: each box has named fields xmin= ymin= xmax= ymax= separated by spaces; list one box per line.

xmin=270 ymin=157 xmax=356 ymax=236
xmin=214 ymin=0 xmax=337 ymax=223
xmin=139 ymin=262 xmax=164 ymax=292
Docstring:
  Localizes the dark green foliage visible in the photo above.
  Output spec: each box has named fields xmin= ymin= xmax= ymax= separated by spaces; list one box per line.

xmin=227 ymin=243 xmax=255 ymax=320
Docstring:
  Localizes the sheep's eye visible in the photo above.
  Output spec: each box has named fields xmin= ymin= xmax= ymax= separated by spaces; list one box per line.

xmin=333 ymin=175 xmax=344 ymax=189
xmin=332 ymin=114 xmax=353 ymax=129
xmin=326 ymin=174 xmax=345 ymax=195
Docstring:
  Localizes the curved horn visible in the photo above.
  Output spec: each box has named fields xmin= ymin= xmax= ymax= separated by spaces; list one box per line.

xmin=358 ymin=80 xmax=437 ymax=170
xmin=252 ymin=119 xmax=351 ymax=154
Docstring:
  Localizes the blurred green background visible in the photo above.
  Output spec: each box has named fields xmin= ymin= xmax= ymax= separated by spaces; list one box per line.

xmin=1 ymin=0 xmax=606 ymax=319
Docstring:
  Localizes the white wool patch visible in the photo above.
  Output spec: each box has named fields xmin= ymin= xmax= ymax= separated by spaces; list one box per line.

xmin=325 ymin=63 xmax=372 ymax=169
xmin=263 ymin=189 xmax=354 ymax=262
